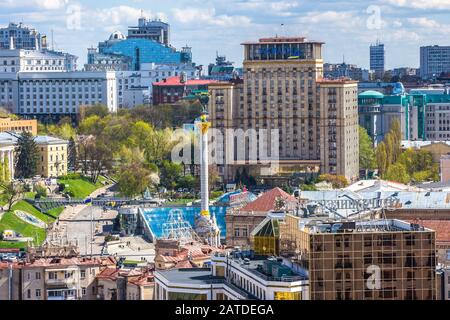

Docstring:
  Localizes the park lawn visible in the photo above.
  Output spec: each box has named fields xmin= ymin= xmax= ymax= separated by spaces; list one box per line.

xmin=0 ymin=241 xmax=27 ymax=249
xmin=11 ymin=200 xmax=56 ymax=224
xmin=58 ymin=177 xmax=104 ymax=199
xmin=47 ymin=206 xmax=64 ymax=219
xmin=0 ymin=211 xmax=46 ymax=245
xmin=166 ymin=198 xmax=196 ymax=205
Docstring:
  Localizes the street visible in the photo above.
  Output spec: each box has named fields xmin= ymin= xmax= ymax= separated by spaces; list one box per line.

xmin=46 ymin=205 xmax=118 ymax=256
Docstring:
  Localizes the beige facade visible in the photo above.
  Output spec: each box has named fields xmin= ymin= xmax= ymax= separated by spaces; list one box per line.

xmin=36 ymin=136 xmax=68 ymax=178
xmin=208 ymin=37 xmax=359 ymax=183
xmin=0 ymin=118 xmax=37 ymax=135
xmin=318 ymin=80 xmax=359 ymax=180
xmin=0 ymin=257 xmax=115 ymax=300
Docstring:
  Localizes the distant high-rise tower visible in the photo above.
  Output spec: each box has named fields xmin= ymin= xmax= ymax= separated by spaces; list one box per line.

xmin=0 ymin=22 xmax=47 ymax=50
xmin=370 ymin=40 xmax=385 ymax=78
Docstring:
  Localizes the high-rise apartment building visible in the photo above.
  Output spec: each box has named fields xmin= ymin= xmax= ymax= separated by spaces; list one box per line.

xmin=279 ymin=215 xmax=437 ymax=300
xmin=420 ymin=46 xmax=450 ymax=79
xmin=208 ymin=37 xmax=359 ymax=183
xmin=370 ymin=41 xmax=385 ymax=78
xmin=0 ymin=22 xmax=47 ymax=50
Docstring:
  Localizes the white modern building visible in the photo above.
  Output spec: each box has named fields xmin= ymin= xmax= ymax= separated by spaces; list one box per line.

xmin=0 ymin=71 xmax=117 ymax=121
xmin=154 ymin=251 xmax=309 ymax=300
xmin=0 ymin=49 xmax=77 ymax=73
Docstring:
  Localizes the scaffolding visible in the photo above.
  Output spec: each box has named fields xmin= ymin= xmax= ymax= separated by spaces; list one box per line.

xmin=161 ymin=209 xmax=199 ymax=245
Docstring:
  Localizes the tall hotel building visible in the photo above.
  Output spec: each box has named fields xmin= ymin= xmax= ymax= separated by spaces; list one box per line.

xmin=208 ymin=37 xmax=359 ymax=183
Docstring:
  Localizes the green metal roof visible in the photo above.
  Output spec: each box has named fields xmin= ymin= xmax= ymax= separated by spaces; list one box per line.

xmin=426 ymin=94 xmax=450 ymax=103
xmin=358 ymin=90 xmax=385 ymax=99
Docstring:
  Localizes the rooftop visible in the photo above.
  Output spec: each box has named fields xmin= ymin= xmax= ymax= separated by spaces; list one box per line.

xmin=239 ymin=187 xmax=297 ymax=213
xmin=297 ymin=218 xmax=433 ymax=234
xmin=152 ymin=76 xmax=218 ymax=87
xmin=241 ymin=37 xmax=324 ymax=45
xmin=358 ymin=90 xmax=385 ymax=99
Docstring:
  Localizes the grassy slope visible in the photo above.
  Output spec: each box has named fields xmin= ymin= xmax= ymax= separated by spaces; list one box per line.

xmin=0 ymin=241 xmax=27 ymax=249
xmin=0 ymin=201 xmax=64 ymax=248
xmin=58 ymin=177 xmax=104 ymax=199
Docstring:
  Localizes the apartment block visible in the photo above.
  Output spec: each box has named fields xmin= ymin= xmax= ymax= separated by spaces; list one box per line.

xmin=279 ymin=215 xmax=437 ymax=300
xmin=0 ymin=257 xmax=116 ymax=301
xmin=208 ymin=36 xmax=359 ymax=184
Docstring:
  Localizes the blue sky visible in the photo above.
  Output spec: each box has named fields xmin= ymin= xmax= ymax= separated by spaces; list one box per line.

xmin=1 ymin=0 xmax=450 ymax=69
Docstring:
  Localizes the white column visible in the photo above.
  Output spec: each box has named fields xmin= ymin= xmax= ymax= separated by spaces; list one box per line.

xmin=9 ymin=150 xmax=14 ymax=180
xmin=200 ymin=129 xmax=209 ymax=213
xmin=0 ymin=151 xmax=4 ymax=180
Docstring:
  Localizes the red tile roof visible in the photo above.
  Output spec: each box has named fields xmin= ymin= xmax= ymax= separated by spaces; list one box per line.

xmin=240 ymin=187 xmax=297 ymax=212
xmin=405 ymin=220 xmax=450 ymax=244
xmin=153 ymin=76 xmax=218 ymax=87
xmin=174 ymin=260 xmax=195 ymax=269
xmin=96 ymin=267 xmax=120 ymax=281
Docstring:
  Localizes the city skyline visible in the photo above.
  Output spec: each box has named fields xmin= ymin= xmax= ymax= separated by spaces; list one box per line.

xmin=0 ymin=0 xmax=450 ymax=70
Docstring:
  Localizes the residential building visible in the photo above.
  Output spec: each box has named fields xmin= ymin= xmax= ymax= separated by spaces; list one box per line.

xmin=226 ymin=187 xmax=297 ymax=248
xmin=0 ymin=117 xmax=37 ymax=135
xmin=208 ymin=36 xmax=360 ymax=184
xmin=370 ymin=41 xmax=385 ymax=79
xmin=0 ymin=71 xmax=117 ymax=123
xmin=440 ymin=154 xmax=450 ymax=183
xmin=96 ymin=267 xmax=154 ymax=300
xmin=154 ymin=251 xmax=309 ymax=300
xmin=324 ymin=62 xmax=369 ymax=81
xmin=0 ymin=257 xmax=116 ymax=301
xmin=420 ymin=46 xmax=450 ymax=79
xmin=0 ymin=22 xmax=47 ymax=50
xmin=279 ymin=215 xmax=437 ymax=300
xmin=152 ymin=76 xmax=217 ymax=105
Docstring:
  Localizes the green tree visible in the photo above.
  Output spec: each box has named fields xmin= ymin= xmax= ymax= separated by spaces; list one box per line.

xmin=159 ymin=160 xmax=183 ymax=190
xmin=384 ymin=162 xmax=410 ymax=184
xmin=1 ymin=182 xmax=24 ymax=211
xmin=359 ymin=126 xmax=376 ymax=171
xmin=376 ymin=142 xmax=387 ymax=176
xmin=68 ymin=136 xmax=77 ymax=172
xmin=317 ymin=174 xmax=348 ymax=189
xmin=177 ymin=175 xmax=198 ymax=190
xmin=117 ymin=162 xmax=158 ymax=198
xmin=14 ymin=131 xmax=39 ymax=179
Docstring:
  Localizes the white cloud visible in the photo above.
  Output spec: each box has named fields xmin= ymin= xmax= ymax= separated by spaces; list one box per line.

xmin=234 ymin=0 xmax=299 ymax=16
xmin=298 ymin=11 xmax=363 ymax=29
xmin=172 ymin=8 xmax=250 ymax=27
xmin=383 ymin=0 xmax=450 ymax=10
xmin=0 ymin=0 xmax=67 ymax=9
xmin=407 ymin=17 xmax=441 ymax=28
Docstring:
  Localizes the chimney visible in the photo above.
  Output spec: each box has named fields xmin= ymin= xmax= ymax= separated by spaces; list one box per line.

xmin=9 ymin=37 xmax=14 ymax=50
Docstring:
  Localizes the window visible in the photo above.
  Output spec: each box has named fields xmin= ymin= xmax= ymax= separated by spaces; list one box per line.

xmin=82 ymin=287 xmax=86 ymax=296
xmin=36 ymin=272 xmax=41 ymax=280
xmin=49 ymin=271 xmax=57 ymax=279
xmin=36 ymin=289 xmax=41 ymax=297
xmin=80 ymin=270 xmax=86 ymax=279
xmin=27 ymin=289 xmax=31 ymax=299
